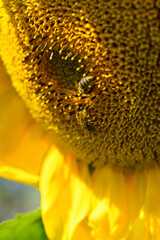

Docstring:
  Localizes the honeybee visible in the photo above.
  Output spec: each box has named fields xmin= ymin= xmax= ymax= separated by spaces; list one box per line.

xmin=78 ymin=76 xmax=95 ymax=94
xmin=76 ymin=107 xmax=95 ymax=131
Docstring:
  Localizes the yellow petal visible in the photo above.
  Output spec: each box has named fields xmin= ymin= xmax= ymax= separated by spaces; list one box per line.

xmin=0 ymin=61 xmax=51 ymax=184
xmin=89 ymin=167 xmax=124 ymax=240
xmin=89 ymin=199 xmax=111 ymax=240
xmin=144 ymin=165 xmax=160 ymax=218
xmin=128 ymin=210 xmax=160 ymax=240
xmin=40 ymin=147 xmax=71 ymax=239
xmin=129 ymin=211 xmax=149 ymax=240
xmin=71 ymin=220 xmax=93 ymax=240
xmin=89 ymin=167 xmax=147 ymax=240
xmin=109 ymin=170 xmax=128 ymax=212
xmin=0 ymin=166 xmax=39 ymax=185
xmin=124 ymin=169 xmax=145 ymax=220
xmin=151 ymin=217 xmax=160 ymax=240
xmin=40 ymin=147 xmax=92 ymax=240
xmin=92 ymin=166 xmax=111 ymax=199
xmin=63 ymin=162 xmax=92 ymax=240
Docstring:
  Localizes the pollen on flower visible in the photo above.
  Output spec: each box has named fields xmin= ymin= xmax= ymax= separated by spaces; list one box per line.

xmin=0 ymin=0 xmax=159 ymax=169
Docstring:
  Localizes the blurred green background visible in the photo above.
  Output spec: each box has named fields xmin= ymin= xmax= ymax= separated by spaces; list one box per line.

xmin=0 ymin=178 xmax=40 ymax=222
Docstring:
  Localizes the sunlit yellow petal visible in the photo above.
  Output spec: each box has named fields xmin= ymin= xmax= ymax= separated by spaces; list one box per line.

xmin=0 ymin=166 xmax=39 ymax=185
xmin=89 ymin=167 xmax=148 ymax=240
xmin=63 ymin=162 xmax=92 ymax=240
xmin=89 ymin=199 xmax=111 ymax=240
xmin=92 ymin=166 xmax=111 ymax=199
xmin=144 ymin=166 xmax=160 ymax=218
xmin=40 ymin=147 xmax=92 ymax=240
xmin=0 ymin=96 xmax=51 ymax=183
xmin=71 ymin=220 xmax=93 ymax=240
xmin=128 ymin=210 xmax=160 ymax=240
xmin=89 ymin=170 xmax=128 ymax=240
xmin=0 ymin=61 xmax=51 ymax=183
xmin=129 ymin=211 xmax=149 ymax=240
xmin=40 ymin=146 xmax=71 ymax=239
xmin=151 ymin=218 xmax=160 ymax=240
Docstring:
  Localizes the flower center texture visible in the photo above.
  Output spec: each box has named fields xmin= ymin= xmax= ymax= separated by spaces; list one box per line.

xmin=1 ymin=0 xmax=160 ymax=168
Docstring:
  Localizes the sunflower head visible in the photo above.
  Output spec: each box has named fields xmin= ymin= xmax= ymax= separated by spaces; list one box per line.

xmin=0 ymin=0 xmax=160 ymax=168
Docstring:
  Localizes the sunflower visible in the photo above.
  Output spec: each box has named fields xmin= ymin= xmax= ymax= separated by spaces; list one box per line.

xmin=0 ymin=0 xmax=160 ymax=239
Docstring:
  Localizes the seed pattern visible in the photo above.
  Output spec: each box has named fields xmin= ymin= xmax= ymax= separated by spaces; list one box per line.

xmin=0 ymin=0 xmax=160 ymax=168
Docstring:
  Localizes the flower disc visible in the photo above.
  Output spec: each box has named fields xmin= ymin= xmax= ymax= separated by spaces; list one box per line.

xmin=0 ymin=0 xmax=160 ymax=168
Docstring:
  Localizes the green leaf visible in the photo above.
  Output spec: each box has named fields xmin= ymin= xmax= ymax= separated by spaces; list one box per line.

xmin=0 ymin=208 xmax=48 ymax=240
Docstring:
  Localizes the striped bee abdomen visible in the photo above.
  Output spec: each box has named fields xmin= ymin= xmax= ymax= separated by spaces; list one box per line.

xmin=78 ymin=76 xmax=93 ymax=94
